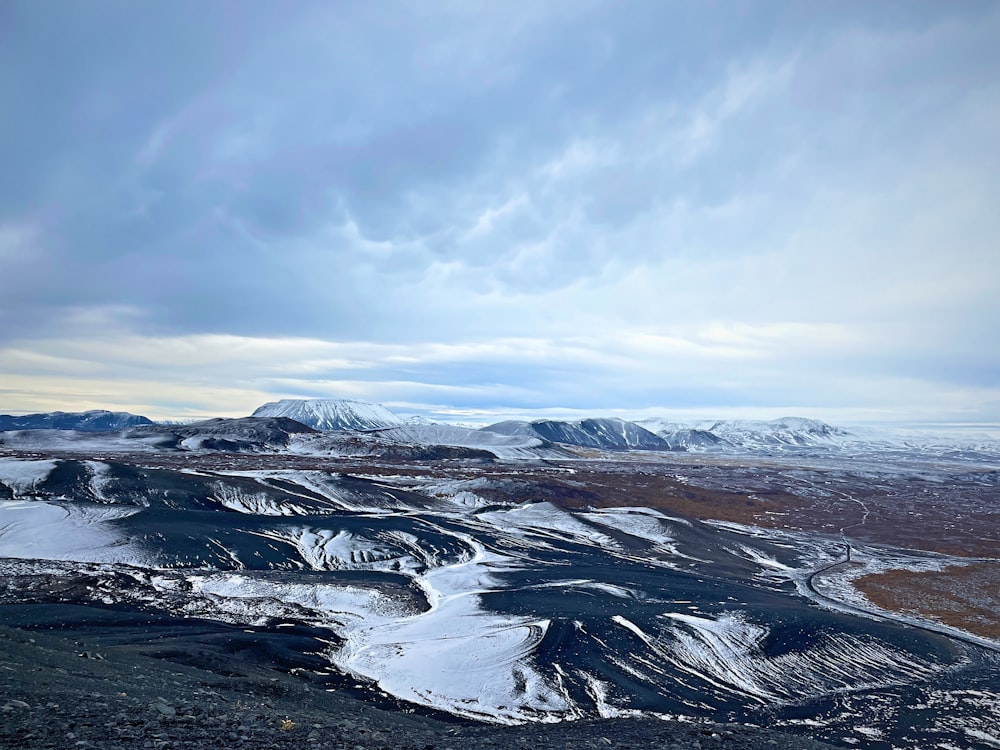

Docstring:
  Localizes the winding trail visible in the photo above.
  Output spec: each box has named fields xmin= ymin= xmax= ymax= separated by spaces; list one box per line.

xmin=784 ymin=471 xmax=999 ymax=652
xmin=803 ymin=545 xmax=1000 ymax=654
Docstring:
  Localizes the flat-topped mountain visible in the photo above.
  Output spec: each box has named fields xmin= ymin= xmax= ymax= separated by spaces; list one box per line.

xmin=251 ymin=398 xmax=404 ymax=431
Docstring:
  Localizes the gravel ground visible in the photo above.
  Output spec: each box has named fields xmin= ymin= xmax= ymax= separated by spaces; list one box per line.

xmin=0 ymin=619 xmax=841 ymax=750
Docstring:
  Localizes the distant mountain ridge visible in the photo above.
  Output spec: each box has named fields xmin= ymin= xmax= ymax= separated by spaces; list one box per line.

xmin=633 ymin=416 xmax=854 ymax=451
xmin=251 ymin=399 xmax=404 ymax=431
xmin=693 ymin=417 xmax=853 ymax=448
xmin=0 ymin=409 xmax=153 ymax=432
xmin=482 ymin=415 xmax=860 ymax=453
xmin=484 ymin=417 xmax=671 ymax=451
xmin=3 ymin=399 xmax=998 ymax=463
xmin=127 ymin=416 xmax=318 ymax=452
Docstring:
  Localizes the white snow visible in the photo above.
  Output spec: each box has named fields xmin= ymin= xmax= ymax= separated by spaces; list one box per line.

xmin=332 ymin=528 xmax=570 ymax=724
xmin=476 ymin=502 xmax=618 ymax=549
xmin=656 ymin=610 xmax=946 ymax=704
xmin=152 ymin=525 xmax=573 ymax=723
xmin=0 ymin=499 xmax=144 ymax=563
xmin=0 ymin=458 xmax=58 ymax=494
xmin=250 ymin=527 xmax=418 ymax=572
xmin=218 ymin=470 xmax=372 ymax=513
xmin=529 ymin=579 xmax=638 ymax=599
xmin=210 ymin=481 xmax=314 ymax=516
xmin=582 ymin=508 xmax=681 ymax=550
xmin=82 ymin=461 xmax=118 ymax=503
xmin=154 ymin=572 xmax=400 ymax=628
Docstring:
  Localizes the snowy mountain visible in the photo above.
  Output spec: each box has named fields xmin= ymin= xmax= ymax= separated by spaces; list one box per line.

xmin=0 ymin=409 xmax=154 ymax=432
xmin=637 ymin=416 xmax=858 ymax=452
xmin=697 ymin=417 xmax=853 ymax=449
xmin=485 ymin=418 xmax=671 ymax=451
xmin=251 ymin=399 xmax=404 ymax=431
xmin=634 ymin=418 xmax=687 ymax=435
xmin=634 ymin=419 xmax=726 ymax=451
xmin=661 ymin=428 xmax=728 ymax=451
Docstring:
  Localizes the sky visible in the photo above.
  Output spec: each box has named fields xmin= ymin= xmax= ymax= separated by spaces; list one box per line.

xmin=1 ymin=0 xmax=998 ymax=425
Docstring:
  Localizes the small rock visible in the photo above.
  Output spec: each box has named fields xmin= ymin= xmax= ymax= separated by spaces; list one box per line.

xmin=152 ymin=702 xmax=176 ymax=718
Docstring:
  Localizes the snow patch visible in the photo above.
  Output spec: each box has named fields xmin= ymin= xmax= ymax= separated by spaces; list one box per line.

xmin=0 ymin=499 xmax=145 ymax=563
xmin=0 ymin=458 xmax=58 ymax=494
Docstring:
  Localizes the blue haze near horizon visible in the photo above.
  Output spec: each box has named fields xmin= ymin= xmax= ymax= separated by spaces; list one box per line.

xmin=0 ymin=1 xmax=998 ymax=424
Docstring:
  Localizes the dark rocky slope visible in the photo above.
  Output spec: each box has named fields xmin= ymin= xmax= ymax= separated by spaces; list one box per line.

xmin=0 ymin=612 xmax=838 ymax=750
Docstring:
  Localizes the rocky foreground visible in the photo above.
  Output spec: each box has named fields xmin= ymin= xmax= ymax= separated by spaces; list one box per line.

xmin=0 ymin=618 xmax=838 ymax=750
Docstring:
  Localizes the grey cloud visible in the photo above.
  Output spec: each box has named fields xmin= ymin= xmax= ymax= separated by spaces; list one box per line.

xmin=1 ymin=0 xmax=998 ymax=420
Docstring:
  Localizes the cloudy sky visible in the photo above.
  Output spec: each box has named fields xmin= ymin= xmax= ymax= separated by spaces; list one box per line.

xmin=1 ymin=1 xmax=998 ymax=425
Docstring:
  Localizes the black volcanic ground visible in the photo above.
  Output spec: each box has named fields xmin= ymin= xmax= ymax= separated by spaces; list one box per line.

xmin=1 ymin=441 xmax=999 ymax=749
